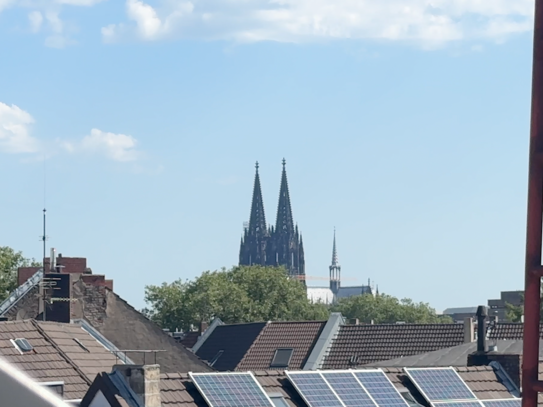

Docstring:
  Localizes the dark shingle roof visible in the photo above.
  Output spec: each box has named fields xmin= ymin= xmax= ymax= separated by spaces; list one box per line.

xmin=238 ymin=321 xmax=326 ymax=371
xmin=0 ymin=319 xmax=120 ymax=400
xmin=487 ymin=322 xmax=543 ymax=340
xmin=157 ymin=366 xmax=515 ymax=407
xmin=323 ymin=323 xmax=465 ymax=368
xmin=195 ymin=322 xmax=267 ymax=371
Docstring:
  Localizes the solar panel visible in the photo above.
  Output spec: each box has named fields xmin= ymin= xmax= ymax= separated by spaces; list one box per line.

xmin=353 ymin=370 xmax=410 ymax=407
xmin=481 ymin=399 xmax=522 ymax=407
xmin=190 ymin=372 xmax=275 ymax=407
xmin=433 ymin=402 xmax=483 ymax=407
xmin=321 ymin=372 xmax=377 ymax=407
xmin=404 ymin=368 xmax=477 ymax=403
xmin=286 ymin=372 xmax=344 ymax=407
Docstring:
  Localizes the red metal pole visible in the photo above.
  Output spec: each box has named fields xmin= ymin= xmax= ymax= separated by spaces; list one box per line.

xmin=523 ymin=1 xmax=543 ymax=406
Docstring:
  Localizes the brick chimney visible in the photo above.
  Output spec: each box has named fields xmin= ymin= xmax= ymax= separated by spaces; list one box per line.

xmin=113 ymin=365 xmax=161 ymax=407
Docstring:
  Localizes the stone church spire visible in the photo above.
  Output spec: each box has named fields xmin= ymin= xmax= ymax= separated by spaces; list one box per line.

xmin=239 ymin=160 xmax=305 ymax=282
xmin=239 ymin=162 xmax=269 ymax=266
xmin=275 ymin=158 xmax=294 ymax=234
xmin=248 ymin=161 xmax=267 ymax=236
xmin=330 ymin=228 xmax=341 ymax=296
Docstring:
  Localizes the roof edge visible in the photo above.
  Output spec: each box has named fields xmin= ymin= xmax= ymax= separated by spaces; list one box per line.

xmin=191 ymin=317 xmax=224 ymax=354
xmin=303 ymin=312 xmax=344 ymax=370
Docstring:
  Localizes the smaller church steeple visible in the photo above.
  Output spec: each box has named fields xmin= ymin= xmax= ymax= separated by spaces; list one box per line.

xmin=329 ymin=228 xmax=341 ymax=296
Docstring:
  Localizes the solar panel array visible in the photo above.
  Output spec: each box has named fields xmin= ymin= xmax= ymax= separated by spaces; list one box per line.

xmin=321 ymin=372 xmax=377 ymax=407
xmin=404 ymin=368 xmax=477 ymax=403
xmin=286 ymin=370 xmax=409 ymax=407
xmin=188 ymin=368 xmax=521 ymax=407
xmin=434 ymin=402 xmax=485 ymax=407
xmin=481 ymin=400 xmax=522 ymax=407
xmin=287 ymin=372 xmax=344 ymax=407
xmin=353 ymin=371 xmax=409 ymax=407
xmin=189 ymin=372 xmax=275 ymax=407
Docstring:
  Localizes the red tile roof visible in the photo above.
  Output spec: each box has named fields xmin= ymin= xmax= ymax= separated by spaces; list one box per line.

xmin=323 ymin=323 xmax=466 ymax=368
xmin=238 ymin=321 xmax=326 ymax=371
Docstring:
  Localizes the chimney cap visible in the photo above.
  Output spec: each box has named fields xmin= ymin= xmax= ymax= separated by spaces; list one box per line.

xmin=476 ymin=305 xmax=488 ymax=317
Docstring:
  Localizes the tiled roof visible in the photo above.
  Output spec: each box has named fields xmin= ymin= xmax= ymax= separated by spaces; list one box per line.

xmin=322 ymin=323 xmax=465 ymax=369
xmin=0 ymin=320 xmax=91 ymax=400
xmin=38 ymin=321 xmax=119 ymax=379
xmin=237 ymin=321 xmax=326 ymax=371
xmin=487 ymin=322 xmax=543 ymax=340
xmin=195 ymin=322 xmax=267 ymax=371
xmin=0 ymin=320 xmax=120 ymax=400
xmin=157 ymin=366 xmax=515 ymax=407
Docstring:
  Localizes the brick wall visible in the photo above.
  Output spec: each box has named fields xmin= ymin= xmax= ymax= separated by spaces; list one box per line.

xmin=17 ymin=267 xmax=41 ymax=286
xmin=467 ymin=353 xmax=522 ymax=388
xmin=43 ymin=256 xmax=87 ymax=274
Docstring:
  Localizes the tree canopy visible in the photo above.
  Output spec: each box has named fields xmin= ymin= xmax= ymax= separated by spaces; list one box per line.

xmin=144 ymin=265 xmax=451 ymax=330
xmin=330 ymin=292 xmax=451 ymax=324
xmin=0 ymin=246 xmax=41 ymax=302
xmin=144 ymin=265 xmax=330 ymax=331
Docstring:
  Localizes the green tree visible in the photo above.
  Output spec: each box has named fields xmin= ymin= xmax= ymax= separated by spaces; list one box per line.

xmin=330 ymin=293 xmax=452 ymax=324
xmin=0 ymin=247 xmax=41 ymax=302
xmin=144 ymin=265 xmax=330 ymax=331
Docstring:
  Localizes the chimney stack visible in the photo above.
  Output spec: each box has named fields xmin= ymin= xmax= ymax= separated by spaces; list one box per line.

xmin=476 ymin=305 xmax=488 ymax=352
xmin=464 ymin=317 xmax=474 ymax=343
xmin=114 ymin=364 xmax=161 ymax=407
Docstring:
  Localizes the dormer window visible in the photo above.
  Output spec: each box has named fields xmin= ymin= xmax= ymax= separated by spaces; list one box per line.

xmin=12 ymin=338 xmax=33 ymax=353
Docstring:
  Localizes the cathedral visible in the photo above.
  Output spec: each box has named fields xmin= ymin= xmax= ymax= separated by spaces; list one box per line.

xmin=239 ymin=159 xmax=305 ymax=281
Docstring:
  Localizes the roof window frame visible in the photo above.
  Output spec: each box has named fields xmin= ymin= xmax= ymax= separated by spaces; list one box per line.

xmin=11 ymin=338 xmax=33 ymax=354
xmin=270 ymin=348 xmax=294 ymax=368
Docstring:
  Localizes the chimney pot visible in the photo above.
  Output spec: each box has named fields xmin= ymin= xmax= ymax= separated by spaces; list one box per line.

xmin=464 ymin=317 xmax=474 ymax=343
xmin=476 ymin=305 xmax=488 ymax=352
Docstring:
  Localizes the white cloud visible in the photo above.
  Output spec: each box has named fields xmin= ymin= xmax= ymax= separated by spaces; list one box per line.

xmin=62 ymin=128 xmax=142 ymax=162
xmin=105 ymin=0 xmax=193 ymax=41
xmin=28 ymin=10 xmax=43 ymax=32
xmin=102 ymin=0 xmax=535 ymax=46
xmin=0 ymin=102 xmax=39 ymax=154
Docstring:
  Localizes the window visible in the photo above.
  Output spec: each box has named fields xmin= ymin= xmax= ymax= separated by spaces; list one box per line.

xmin=270 ymin=348 xmax=293 ymax=368
xmin=12 ymin=338 xmax=33 ymax=353
xmin=268 ymin=392 xmax=289 ymax=407
xmin=209 ymin=350 xmax=224 ymax=367
xmin=40 ymin=382 xmax=64 ymax=397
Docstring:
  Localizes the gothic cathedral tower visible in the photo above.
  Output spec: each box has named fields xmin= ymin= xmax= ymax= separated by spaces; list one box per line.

xmin=239 ymin=159 xmax=305 ymax=282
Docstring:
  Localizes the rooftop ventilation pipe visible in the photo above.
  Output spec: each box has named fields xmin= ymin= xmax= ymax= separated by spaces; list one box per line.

xmin=476 ymin=305 xmax=488 ymax=352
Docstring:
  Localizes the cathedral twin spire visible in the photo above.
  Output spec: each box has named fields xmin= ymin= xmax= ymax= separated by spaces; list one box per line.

xmin=239 ymin=159 xmax=305 ymax=280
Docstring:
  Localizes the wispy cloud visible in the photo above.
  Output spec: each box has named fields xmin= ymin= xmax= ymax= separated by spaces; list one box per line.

xmin=0 ymin=102 xmax=39 ymax=154
xmin=61 ymin=128 xmax=142 ymax=162
xmin=0 ymin=101 xmax=144 ymax=163
xmin=101 ymin=0 xmax=534 ymax=47
xmin=28 ymin=10 xmax=43 ymax=32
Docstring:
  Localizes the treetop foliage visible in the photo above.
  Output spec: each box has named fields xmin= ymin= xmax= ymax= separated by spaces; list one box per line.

xmin=0 ymin=246 xmax=41 ymax=302
xmin=144 ymin=264 xmax=449 ymax=331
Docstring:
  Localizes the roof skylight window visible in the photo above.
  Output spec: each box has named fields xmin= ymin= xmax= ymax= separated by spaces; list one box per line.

xmin=270 ymin=348 xmax=293 ymax=368
xmin=13 ymin=338 xmax=33 ymax=353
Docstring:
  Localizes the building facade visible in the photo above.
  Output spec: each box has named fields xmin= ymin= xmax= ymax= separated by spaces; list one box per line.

xmin=239 ymin=160 xmax=305 ymax=281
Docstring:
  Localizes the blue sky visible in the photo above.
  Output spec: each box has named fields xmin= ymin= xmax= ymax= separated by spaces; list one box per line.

xmin=0 ymin=0 xmax=535 ymax=313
